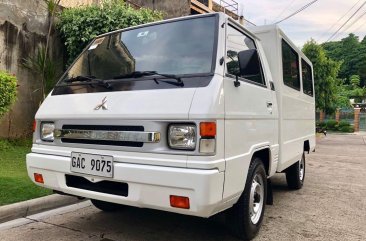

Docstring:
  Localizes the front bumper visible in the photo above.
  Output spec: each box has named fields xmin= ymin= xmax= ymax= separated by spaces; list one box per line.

xmin=26 ymin=152 xmax=225 ymax=217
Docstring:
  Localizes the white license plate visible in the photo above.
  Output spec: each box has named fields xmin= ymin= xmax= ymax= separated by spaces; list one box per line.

xmin=70 ymin=152 xmax=113 ymax=178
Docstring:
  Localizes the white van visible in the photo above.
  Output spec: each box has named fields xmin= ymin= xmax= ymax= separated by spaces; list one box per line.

xmin=27 ymin=13 xmax=315 ymax=240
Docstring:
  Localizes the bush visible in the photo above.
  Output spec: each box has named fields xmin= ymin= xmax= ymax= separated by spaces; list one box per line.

xmin=326 ymin=120 xmax=338 ymax=130
xmin=57 ymin=0 xmax=163 ymax=64
xmin=338 ymin=120 xmax=350 ymax=128
xmin=0 ymin=71 xmax=17 ymax=118
xmin=339 ymin=125 xmax=354 ymax=133
xmin=317 ymin=121 xmax=327 ymax=128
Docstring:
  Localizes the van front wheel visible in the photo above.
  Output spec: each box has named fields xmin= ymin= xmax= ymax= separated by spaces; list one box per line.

xmin=226 ymin=158 xmax=267 ymax=240
xmin=285 ymin=153 xmax=305 ymax=190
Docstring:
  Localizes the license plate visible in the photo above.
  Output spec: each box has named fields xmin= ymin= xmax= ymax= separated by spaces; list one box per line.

xmin=70 ymin=152 xmax=113 ymax=178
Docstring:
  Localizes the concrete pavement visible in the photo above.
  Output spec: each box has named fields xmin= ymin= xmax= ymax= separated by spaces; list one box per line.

xmin=0 ymin=133 xmax=365 ymax=241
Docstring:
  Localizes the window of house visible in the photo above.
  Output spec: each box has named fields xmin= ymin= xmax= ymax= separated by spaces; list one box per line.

xmin=282 ymin=40 xmax=300 ymax=90
xmin=226 ymin=25 xmax=266 ymax=86
xmin=302 ymin=59 xmax=313 ymax=96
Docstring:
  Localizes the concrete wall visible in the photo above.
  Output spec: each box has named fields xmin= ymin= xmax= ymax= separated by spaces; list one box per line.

xmin=0 ymin=0 xmax=64 ymax=138
xmin=130 ymin=0 xmax=191 ymax=18
xmin=59 ymin=0 xmax=101 ymax=8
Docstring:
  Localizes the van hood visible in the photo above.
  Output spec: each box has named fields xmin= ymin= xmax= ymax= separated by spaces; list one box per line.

xmin=36 ymin=88 xmax=196 ymax=120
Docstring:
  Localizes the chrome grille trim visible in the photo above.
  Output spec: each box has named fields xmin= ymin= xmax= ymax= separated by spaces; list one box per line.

xmin=54 ymin=129 xmax=160 ymax=143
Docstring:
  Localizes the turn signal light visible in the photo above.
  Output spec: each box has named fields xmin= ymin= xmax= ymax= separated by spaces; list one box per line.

xmin=34 ymin=173 xmax=44 ymax=184
xmin=32 ymin=120 xmax=36 ymax=132
xmin=170 ymin=195 xmax=190 ymax=209
xmin=200 ymin=122 xmax=216 ymax=137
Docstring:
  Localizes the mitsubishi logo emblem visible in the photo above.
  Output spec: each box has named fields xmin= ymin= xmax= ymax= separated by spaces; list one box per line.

xmin=94 ymin=96 xmax=108 ymax=110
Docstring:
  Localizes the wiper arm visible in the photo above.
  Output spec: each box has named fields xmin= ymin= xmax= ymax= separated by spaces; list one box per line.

xmin=63 ymin=75 xmax=112 ymax=89
xmin=113 ymin=71 xmax=184 ymax=87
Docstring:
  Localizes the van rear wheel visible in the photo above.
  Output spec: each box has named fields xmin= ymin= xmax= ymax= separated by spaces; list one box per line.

xmin=226 ymin=157 xmax=267 ymax=240
xmin=91 ymin=199 xmax=123 ymax=212
xmin=285 ymin=153 xmax=305 ymax=190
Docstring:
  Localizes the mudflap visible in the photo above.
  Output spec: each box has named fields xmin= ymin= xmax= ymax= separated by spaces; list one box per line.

xmin=266 ymin=178 xmax=273 ymax=205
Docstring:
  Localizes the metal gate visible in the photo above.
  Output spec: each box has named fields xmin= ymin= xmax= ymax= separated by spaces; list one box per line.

xmin=360 ymin=113 xmax=366 ymax=131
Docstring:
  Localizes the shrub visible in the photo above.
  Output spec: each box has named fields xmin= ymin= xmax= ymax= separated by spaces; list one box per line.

xmin=0 ymin=71 xmax=17 ymax=118
xmin=338 ymin=120 xmax=350 ymax=128
xmin=317 ymin=121 xmax=327 ymax=128
xmin=326 ymin=120 xmax=338 ymax=130
xmin=57 ymin=0 xmax=163 ymax=64
xmin=339 ymin=126 xmax=354 ymax=133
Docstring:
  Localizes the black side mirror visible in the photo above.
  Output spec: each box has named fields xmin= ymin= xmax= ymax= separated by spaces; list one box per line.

xmin=238 ymin=49 xmax=261 ymax=77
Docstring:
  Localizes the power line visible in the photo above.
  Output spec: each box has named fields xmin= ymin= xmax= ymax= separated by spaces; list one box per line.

xmin=274 ymin=0 xmax=319 ymax=24
xmin=273 ymin=0 xmax=296 ymax=22
xmin=326 ymin=1 xmax=366 ymax=42
xmin=352 ymin=16 xmax=366 ymax=32
xmin=317 ymin=0 xmax=363 ymax=42
xmin=337 ymin=10 xmax=366 ymax=37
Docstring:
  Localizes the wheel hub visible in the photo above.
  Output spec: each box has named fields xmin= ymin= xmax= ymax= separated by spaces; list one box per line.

xmin=299 ymin=156 xmax=305 ymax=181
xmin=249 ymin=174 xmax=264 ymax=224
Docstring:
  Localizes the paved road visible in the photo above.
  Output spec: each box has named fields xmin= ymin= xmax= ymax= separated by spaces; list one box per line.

xmin=0 ymin=134 xmax=365 ymax=241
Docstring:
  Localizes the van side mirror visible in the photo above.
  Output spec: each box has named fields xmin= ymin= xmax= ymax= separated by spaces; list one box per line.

xmin=238 ymin=49 xmax=261 ymax=77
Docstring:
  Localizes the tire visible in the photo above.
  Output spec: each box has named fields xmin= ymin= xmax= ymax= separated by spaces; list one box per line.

xmin=91 ymin=199 xmax=123 ymax=212
xmin=285 ymin=153 xmax=305 ymax=190
xmin=226 ymin=157 xmax=267 ymax=240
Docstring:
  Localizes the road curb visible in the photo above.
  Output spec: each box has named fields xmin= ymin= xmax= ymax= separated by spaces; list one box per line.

xmin=0 ymin=194 xmax=80 ymax=224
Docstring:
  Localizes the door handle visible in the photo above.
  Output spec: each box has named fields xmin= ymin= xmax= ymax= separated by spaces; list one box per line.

xmin=266 ymin=102 xmax=273 ymax=108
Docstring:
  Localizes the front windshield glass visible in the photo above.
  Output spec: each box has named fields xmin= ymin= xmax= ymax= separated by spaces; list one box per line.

xmin=59 ymin=15 xmax=217 ymax=84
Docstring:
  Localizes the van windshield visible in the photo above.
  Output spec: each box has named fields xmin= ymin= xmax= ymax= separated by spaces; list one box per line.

xmin=53 ymin=15 xmax=217 ymax=95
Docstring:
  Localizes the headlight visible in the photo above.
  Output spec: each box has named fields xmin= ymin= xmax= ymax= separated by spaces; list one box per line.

xmin=41 ymin=122 xmax=55 ymax=142
xmin=168 ymin=125 xmax=196 ymax=150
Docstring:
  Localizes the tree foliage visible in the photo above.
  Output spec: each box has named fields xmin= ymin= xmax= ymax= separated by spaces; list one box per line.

xmin=22 ymin=46 xmax=59 ymax=97
xmin=302 ymin=39 xmax=341 ymax=114
xmin=323 ymin=34 xmax=366 ymax=87
xmin=0 ymin=71 xmax=17 ymax=118
xmin=57 ymin=0 xmax=163 ymax=64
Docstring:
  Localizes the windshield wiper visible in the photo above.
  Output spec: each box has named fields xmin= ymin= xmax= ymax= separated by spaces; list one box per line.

xmin=63 ymin=75 xmax=112 ymax=89
xmin=113 ymin=71 xmax=184 ymax=87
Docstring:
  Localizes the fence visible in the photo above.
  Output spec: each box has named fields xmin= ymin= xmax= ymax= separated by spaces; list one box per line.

xmin=316 ymin=108 xmax=364 ymax=132
xmin=360 ymin=113 xmax=366 ymax=131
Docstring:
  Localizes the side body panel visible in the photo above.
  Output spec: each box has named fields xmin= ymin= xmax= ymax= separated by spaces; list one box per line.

xmin=250 ymin=25 xmax=316 ymax=172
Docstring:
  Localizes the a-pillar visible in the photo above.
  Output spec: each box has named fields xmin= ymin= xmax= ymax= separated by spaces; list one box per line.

xmin=354 ymin=108 xmax=361 ymax=132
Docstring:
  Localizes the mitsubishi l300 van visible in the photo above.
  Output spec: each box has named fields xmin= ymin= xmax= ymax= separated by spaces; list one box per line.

xmin=27 ymin=12 xmax=315 ymax=240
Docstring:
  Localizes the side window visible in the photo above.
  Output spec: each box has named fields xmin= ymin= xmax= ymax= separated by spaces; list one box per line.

xmin=282 ymin=40 xmax=300 ymax=90
xmin=226 ymin=25 xmax=266 ymax=86
xmin=301 ymin=59 xmax=313 ymax=96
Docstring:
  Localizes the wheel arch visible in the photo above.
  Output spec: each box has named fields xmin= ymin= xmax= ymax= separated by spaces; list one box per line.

xmin=252 ymin=148 xmax=270 ymax=176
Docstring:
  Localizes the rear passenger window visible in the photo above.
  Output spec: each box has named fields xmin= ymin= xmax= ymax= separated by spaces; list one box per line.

xmin=301 ymin=59 xmax=313 ymax=96
xmin=282 ymin=40 xmax=300 ymax=90
xmin=226 ymin=25 xmax=266 ymax=86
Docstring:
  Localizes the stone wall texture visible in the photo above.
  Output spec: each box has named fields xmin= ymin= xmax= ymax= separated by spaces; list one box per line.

xmin=129 ymin=0 xmax=191 ymax=18
xmin=59 ymin=0 xmax=101 ymax=8
xmin=0 ymin=0 xmax=64 ymax=138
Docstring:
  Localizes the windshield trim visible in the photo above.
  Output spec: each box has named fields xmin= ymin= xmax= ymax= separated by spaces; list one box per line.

xmin=55 ymin=14 xmax=219 ymax=88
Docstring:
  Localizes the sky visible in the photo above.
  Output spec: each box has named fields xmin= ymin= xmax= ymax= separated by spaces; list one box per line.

xmin=215 ymin=0 xmax=366 ymax=47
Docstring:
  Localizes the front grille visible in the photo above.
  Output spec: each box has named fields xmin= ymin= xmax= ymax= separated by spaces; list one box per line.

xmin=65 ymin=175 xmax=128 ymax=197
xmin=61 ymin=125 xmax=144 ymax=147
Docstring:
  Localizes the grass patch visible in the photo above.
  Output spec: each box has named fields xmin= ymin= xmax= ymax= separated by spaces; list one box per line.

xmin=0 ymin=139 xmax=51 ymax=206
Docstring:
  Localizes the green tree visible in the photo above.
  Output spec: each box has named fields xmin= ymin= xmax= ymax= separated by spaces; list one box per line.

xmin=323 ymin=33 xmax=366 ymax=87
xmin=57 ymin=0 xmax=163 ymax=64
xmin=302 ymin=39 xmax=341 ymax=114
